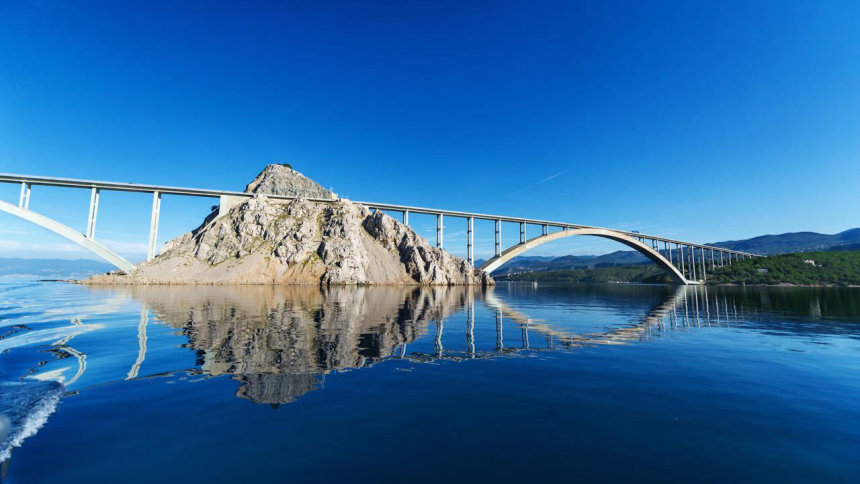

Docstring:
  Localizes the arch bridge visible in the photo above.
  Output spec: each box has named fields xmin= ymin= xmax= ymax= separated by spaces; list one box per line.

xmin=0 ymin=173 xmax=759 ymax=284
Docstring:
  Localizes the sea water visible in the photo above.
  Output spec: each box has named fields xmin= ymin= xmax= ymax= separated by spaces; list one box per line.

xmin=0 ymin=279 xmax=858 ymax=482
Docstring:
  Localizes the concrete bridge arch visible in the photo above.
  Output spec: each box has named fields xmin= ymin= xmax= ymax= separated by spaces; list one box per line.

xmin=477 ymin=227 xmax=693 ymax=285
xmin=0 ymin=200 xmax=136 ymax=273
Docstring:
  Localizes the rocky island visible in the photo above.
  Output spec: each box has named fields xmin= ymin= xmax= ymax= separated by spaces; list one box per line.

xmin=86 ymin=164 xmax=491 ymax=286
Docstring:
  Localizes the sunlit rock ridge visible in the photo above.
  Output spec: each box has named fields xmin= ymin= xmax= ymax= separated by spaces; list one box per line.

xmin=87 ymin=164 xmax=492 ymax=286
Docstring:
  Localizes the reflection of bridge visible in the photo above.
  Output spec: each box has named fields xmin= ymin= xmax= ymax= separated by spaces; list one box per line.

xmin=3 ymin=284 xmax=750 ymax=466
xmin=0 ymin=173 xmax=760 ymax=283
xmin=16 ymin=285 xmax=750 ymax=406
xmin=411 ymin=286 xmax=746 ymax=362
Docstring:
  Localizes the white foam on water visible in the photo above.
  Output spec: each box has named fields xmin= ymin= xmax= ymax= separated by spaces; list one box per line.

xmin=0 ymin=384 xmax=64 ymax=462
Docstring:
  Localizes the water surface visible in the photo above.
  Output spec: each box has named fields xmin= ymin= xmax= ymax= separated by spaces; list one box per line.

xmin=0 ymin=280 xmax=858 ymax=482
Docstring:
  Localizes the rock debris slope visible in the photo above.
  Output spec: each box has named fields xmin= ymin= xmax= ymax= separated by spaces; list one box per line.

xmin=86 ymin=164 xmax=491 ymax=285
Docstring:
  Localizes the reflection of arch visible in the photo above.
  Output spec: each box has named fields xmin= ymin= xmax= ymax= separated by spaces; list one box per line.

xmin=478 ymin=227 xmax=693 ymax=285
xmin=482 ymin=286 xmax=690 ymax=346
xmin=0 ymin=199 xmax=135 ymax=272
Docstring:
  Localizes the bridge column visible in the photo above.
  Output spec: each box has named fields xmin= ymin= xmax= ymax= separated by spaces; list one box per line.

xmin=18 ymin=182 xmax=31 ymax=209
xmin=720 ymin=251 xmax=724 ymax=267
xmin=466 ymin=216 xmax=474 ymax=266
xmin=519 ymin=222 xmax=525 ymax=244
xmin=679 ymin=244 xmax=686 ymax=278
xmin=710 ymin=250 xmax=715 ymax=270
xmin=402 ymin=210 xmax=408 ymax=225
xmin=435 ymin=214 xmax=444 ymax=249
xmin=86 ymin=188 xmax=100 ymax=239
xmin=494 ymin=219 xmax=501 ymax=257
xmin=700 ymin=247 xmax=706 ymax=281
xmin=665 ymin=241 xmax=672 ymax=265
xmin=690 ymin=246 xmax=697 ymax=280
xmin=147 ymin=191 xmax=162 ymax=261
xmin=541 ymin=224 xmax=547 ymax=236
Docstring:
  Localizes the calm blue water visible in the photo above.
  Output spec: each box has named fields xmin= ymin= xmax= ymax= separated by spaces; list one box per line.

xmin=0 ymin=279 xmax=858 ymax=483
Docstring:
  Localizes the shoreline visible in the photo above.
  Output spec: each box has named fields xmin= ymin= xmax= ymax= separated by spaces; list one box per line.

xmin=69 ymin=278 xmax=491 ymax=287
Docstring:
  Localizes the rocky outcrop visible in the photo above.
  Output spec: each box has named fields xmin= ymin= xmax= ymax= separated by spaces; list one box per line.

xmin=244 ymin=164 xmax=336 ymax=199
xmin=85 ymin=165 xmax=491 ymax=286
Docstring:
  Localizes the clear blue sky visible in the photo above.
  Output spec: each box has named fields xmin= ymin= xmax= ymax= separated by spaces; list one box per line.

xmin=1 ymin=1 xmax=858 ymax=262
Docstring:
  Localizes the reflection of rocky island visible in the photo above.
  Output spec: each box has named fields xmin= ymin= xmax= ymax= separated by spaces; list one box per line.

xmin=127 ymin=285 xmax=473 ymax=403
xmin=86 ymin=164 xmax=490 ymax=285
xmin=85 ymin=284 xmax=771 ymax=407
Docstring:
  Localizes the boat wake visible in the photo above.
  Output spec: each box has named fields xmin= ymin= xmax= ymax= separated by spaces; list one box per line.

xmin=0 ymin=380 xmax=64 ymax=462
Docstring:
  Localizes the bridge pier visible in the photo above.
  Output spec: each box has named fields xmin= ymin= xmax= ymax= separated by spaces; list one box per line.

xmin=402 ymin=210 xmax=408 ymax=224
xmin=147 ymin=191 xmax=161 ymax=261
xmin=86 ymin=187 xmax=100 ymax=239
xmin=690 ymin=246 xmax=697 ymax=280
xmin=18 ymin=182 xmax=31 ymax=209
xmin=519 ymin=222 xmax=525 ymax=244
xmin=466 ymin=216 xmax=474 ymax=266
xmin=494 ymin=219 xmax=501 ymax=257
xmin=436 ymin=214 xmax=443 ymax=249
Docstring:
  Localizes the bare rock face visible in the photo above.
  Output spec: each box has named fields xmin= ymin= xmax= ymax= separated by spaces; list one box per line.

xmin=244 ymin=164 xmax=335 ymax=199
xmin=86 ymin=164 xmax=492 ymax=286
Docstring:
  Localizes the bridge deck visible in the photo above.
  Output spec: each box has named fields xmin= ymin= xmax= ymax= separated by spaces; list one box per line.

xmin=0 ymin=172 xmax=759 ymax=257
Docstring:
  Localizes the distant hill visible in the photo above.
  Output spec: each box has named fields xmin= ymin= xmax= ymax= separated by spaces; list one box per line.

xmin=0 ymin=258 xmax=113 ymax=278
xmin=490 ymin=228 xmax=860 ymax=275
xmin=487 ymin=251 xmax=649 ymax=275
xmin=711 ymin=228 xmax=860 ymax=255
xmin=498 ymin=265 xmax=670 ymax=284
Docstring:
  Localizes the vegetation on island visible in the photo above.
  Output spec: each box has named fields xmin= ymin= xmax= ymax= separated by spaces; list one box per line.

xmin=495 ymin=265 xmax=673 ymax=284
xmin=495 ymin=250 xmax=860 ymax=286
xmin=706 ymin=250 xmax=860 ymax=286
